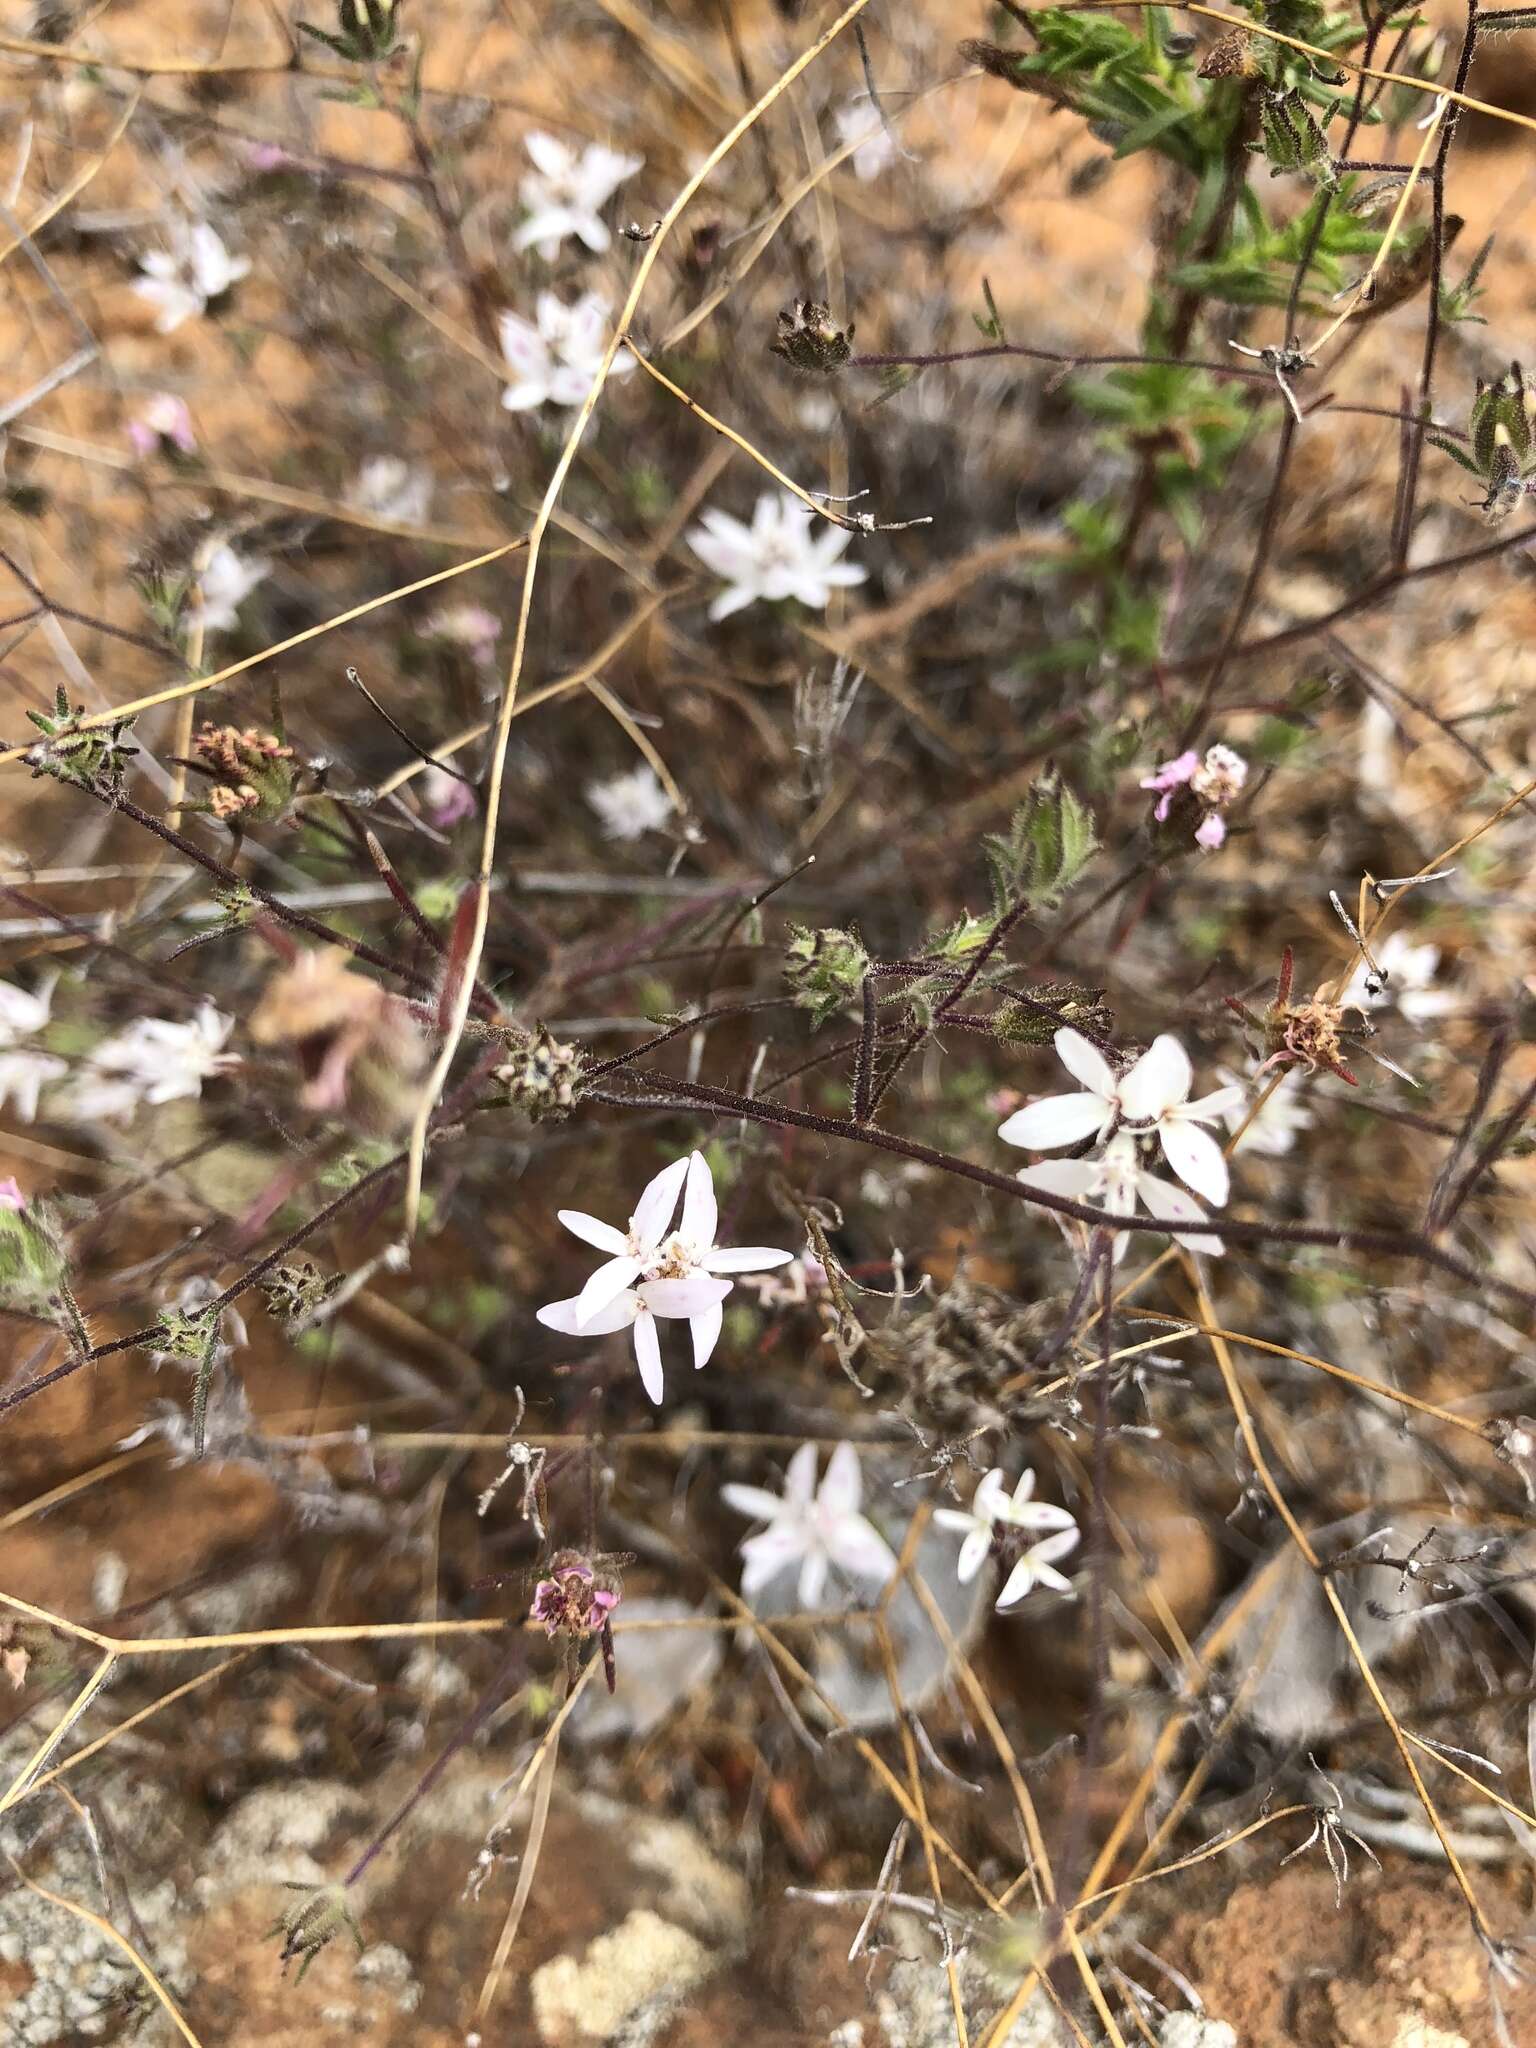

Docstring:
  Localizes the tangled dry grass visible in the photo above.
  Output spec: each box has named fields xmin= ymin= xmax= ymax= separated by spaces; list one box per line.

xmin=4 ymin=1 xmax=1536 ymax=2043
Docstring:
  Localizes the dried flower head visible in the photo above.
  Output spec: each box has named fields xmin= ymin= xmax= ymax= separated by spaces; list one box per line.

xmin=189 ymin=723 xmax=299 ymax=825
xmin=530 ymin=1551 xmax=622 ymax=1639
xmin=260 ymin=1258 xmax=344 ymax=1329
xmin=495 ymin=1026 xmax=586 ymax=1121
xmin=771 ymin=299 xmax=855 ymax=374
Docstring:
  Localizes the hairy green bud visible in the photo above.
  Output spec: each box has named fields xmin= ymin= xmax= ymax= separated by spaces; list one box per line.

xmin=785 ymin=926 xmax=871 ymax=1026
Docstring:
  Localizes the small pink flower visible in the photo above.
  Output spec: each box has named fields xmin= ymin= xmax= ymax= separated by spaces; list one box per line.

xmin=1195 ymin=813 xmax=1227 ymax=850
xmin=244 ymin=141 xmax=292 ymax=172
xmin=420 ymin=766 xmax=476 ymax=828
xmin=0 ymin=1177 xmax=25 ymax=1211
xmin=531 ymin=1556 xmax=621 ymax=1637
xmin=1139 ymin=749 xmax=1200 ymax=823
xmin=426 ymin=604 xmax=500 ymax=668
xmin=127 ymin=393 xmax=196 ymax=457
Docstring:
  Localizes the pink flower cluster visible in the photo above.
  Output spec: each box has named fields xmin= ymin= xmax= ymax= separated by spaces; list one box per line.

xmin=1140 ymin=743 xmax=1248 ymax=850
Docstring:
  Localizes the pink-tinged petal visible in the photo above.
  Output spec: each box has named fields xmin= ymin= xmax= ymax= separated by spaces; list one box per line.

xmin=501 ymin=382 xmax=548 ymax=413
xmin=537 ymin=1291 xmax=639 ymax=1337
xmin=798 ymin=1546 xmax=830 ymax=1610
xmin=630 ymin=1154 xmax=690 ymax=1246
xmin=632 ymin=1309 xmax=664 ymax=1404
xmin=1053 ymin=1027 xmax=1116 ymax=1098
xmin=639 ymin=1274 xmax=732 ymax=1319
xmin=1194 ymin=813 xmax=1226 ymax=850
xmin=703 ymin=1245 xmax=793 ymax=1273
xmin=557 ymin=1209 xmax=627 ymax=1255
xmin=1118 ymin=1034 xmax=1192 ymax=1122
xmin=1157 ymin=1119 xmax=1230 ymax=1206
xmin=1013 ymin=1501 xmax=1078 ymax=1534
xmin=689 ymin=1300 xmax=723 ymax=1369
xmin=783 ymin=1442 xmax=820 ymax=1507
xmin=680 ymin=1150 xmax=717 ymax=1248
xmin=1134 ymin=1171 xmax=1224 ymax=1257
xmin=956 ymin=1526 xmax=993 ymax=1583
xmin=721 ymin=1482 xmax=786 ymax=1522
xmin=997 ymin=1092 xmax=1110 ymax=1151
xmin=572 ymin=1254 xmax=644 ymax=1326
xmin=831 ymin=1515 xmax=897 ymax=1585
xmin=497 ymin=314 xmax=544 ymax=370
xmin=819 ymin=1441 xmax=863 ymax=1516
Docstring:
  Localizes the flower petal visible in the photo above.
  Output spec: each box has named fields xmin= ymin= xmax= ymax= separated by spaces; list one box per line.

xmin=721 ymin=1483 xmax=785 ymax=1522
xmin=639 ymin=1275 xmax=732 ymax=1318
xmin=799 ymin=1546 xmax=830 ymax=1610
xmin=1118 ymin=1034 xmax=1192 ymax=1122
xmin=703 ymin=1245 xmax=794 ymax=1272
xmin=572 ymin=1255 xmax=644 ymax=1327
xmin=973 ymin=1469 xmax=1009 ymax=1522
xmin=740 ymin=1525 xmax=805 ymax=1594
xmin=680 ymin=1150 xmax=717 ymax=1249
xmin=689 ymin=1299 xmax=723 ymax=1369
xmin=956 ymin=1526 xmax=993 ymax=1583
xmin=632 ymin=1309 xmax=664 ymax=1404
xmin=556 ymin=1209 xmax=627 ymax=1255
xmin=1053 ymin=1028 xmax=1116 ymax=1098
xmin=1158 ymin=1119 xmax=1230 ymax=1206
xmin=818 ymin=1441 xmax=863 ymax=1516
xmin=784 ymin=1442 xmax=820 ymax=1507
xmin=1015 ymin=1159 xmax=1104 ymax=1201
xmin=1134 ymin=1171 xmax=1224 ymax=1257
xmin=537 ymin=1290 xmax=639 ymax=1337
xmin=630 ymin=1155 xmax=690 ymax=1246
xmin=830 ymin=1515 xmax=897 ymax=1586
xmin=995 ymin=1557 xmax=1040 ymax=1610
xmin=997 ymin=1092 xmax=1111 ymax=1152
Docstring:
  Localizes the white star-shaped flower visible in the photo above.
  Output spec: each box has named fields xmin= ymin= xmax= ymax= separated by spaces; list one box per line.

xmin=933 ymin=1467 xmax=1079 ymax=1610
xmin=498 ymin=290 xmax=633 ymax=412
xmin=60 ymin=1004 xmax=238 ymax=1123
xmin=513 ymin=132 xmax=643 ymax=260
xmin=687 ymin=491 xmax=868 ymax=621
xmin=187 ymin=545 xmax=269 ymax=635
xmin=1340 ymin=930 xmax=1455 ymax=1024
xmin=834 ymin=100 xmax=897 ymax=181
xmin=1013 ymin=1131 xmax=1225 ymax=1263
xmin=0 ymin=976 xmax=65 ymax=1124
xmin=134 ymin=220 xmax=250 ymax=334
xmin=586 ymin=765 xmax=674 ymax=842
xmin=348 ymin=456 xmax=433 ymax=527
xmin=536 ymin=1151 xmax=792 ymax=1403
xmin=999 ymin=1028 xmax=1241 ymax=1207
xmin=1217 ymin=1065 xmax=1313 ymax=1157
xmin=722 ymin=1441 xmax=896 ymax=1607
